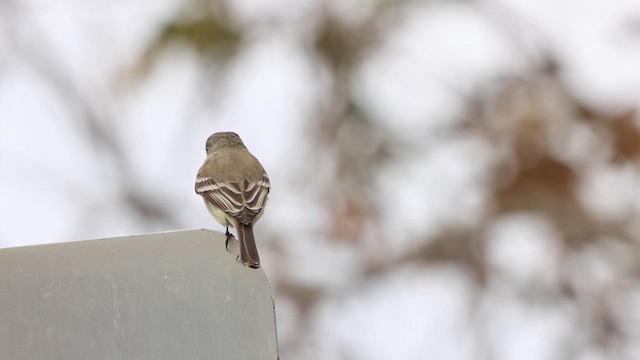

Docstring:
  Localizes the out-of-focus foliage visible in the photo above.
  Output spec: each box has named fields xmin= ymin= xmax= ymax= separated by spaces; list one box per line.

xmin=134 ymin=2 xmax=241 ymax=78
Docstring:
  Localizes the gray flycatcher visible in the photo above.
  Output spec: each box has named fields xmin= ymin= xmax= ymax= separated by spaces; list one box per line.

xmin=195 ymin=132 xmax=270 ymax=268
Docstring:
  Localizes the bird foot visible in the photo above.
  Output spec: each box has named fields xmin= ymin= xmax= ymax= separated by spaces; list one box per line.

xmin=224 ymin=233 xmax=236 ymax=252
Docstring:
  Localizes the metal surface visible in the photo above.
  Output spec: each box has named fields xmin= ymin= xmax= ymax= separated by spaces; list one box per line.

xmin=0 ymin=229 xmax=278 ymax=360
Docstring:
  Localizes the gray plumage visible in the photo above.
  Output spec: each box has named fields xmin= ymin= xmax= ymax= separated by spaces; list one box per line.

xmin=195 ymin=132 xmax=270 ymax=268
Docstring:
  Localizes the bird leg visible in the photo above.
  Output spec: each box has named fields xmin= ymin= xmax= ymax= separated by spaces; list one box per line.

xmin=224 ymin=227 xmax=240 ymax=261
xmin=224 ymin=226 xmax=235 ymax=251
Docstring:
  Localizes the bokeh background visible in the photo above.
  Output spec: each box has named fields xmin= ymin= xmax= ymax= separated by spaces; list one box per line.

xmin=2 ymin=0 xmax=640 ymax=358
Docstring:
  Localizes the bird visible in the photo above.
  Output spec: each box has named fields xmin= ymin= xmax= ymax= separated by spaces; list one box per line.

xmin=195 ymin=132 xmax=270 ymax=268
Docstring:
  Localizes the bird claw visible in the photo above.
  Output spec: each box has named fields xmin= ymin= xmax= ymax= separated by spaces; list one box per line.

xmin=224 ymin=232 xmax=236 ymax=252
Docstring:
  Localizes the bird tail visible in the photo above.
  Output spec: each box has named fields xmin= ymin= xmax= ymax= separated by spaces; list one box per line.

xmin=238 ymin=223 xmax=260 ymax=268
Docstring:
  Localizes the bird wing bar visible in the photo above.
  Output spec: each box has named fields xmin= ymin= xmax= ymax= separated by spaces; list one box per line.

xmin=195 ymin=177 xmax=243 ymax=214
xmin=196 ymin=176 xmax=270 ymax=224
xmin=244 ymin=176 xmax=270 ymax=213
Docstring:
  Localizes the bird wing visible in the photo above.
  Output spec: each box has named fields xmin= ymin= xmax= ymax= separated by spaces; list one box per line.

xmin=195 ymin=175 xmax=270 ymax=225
